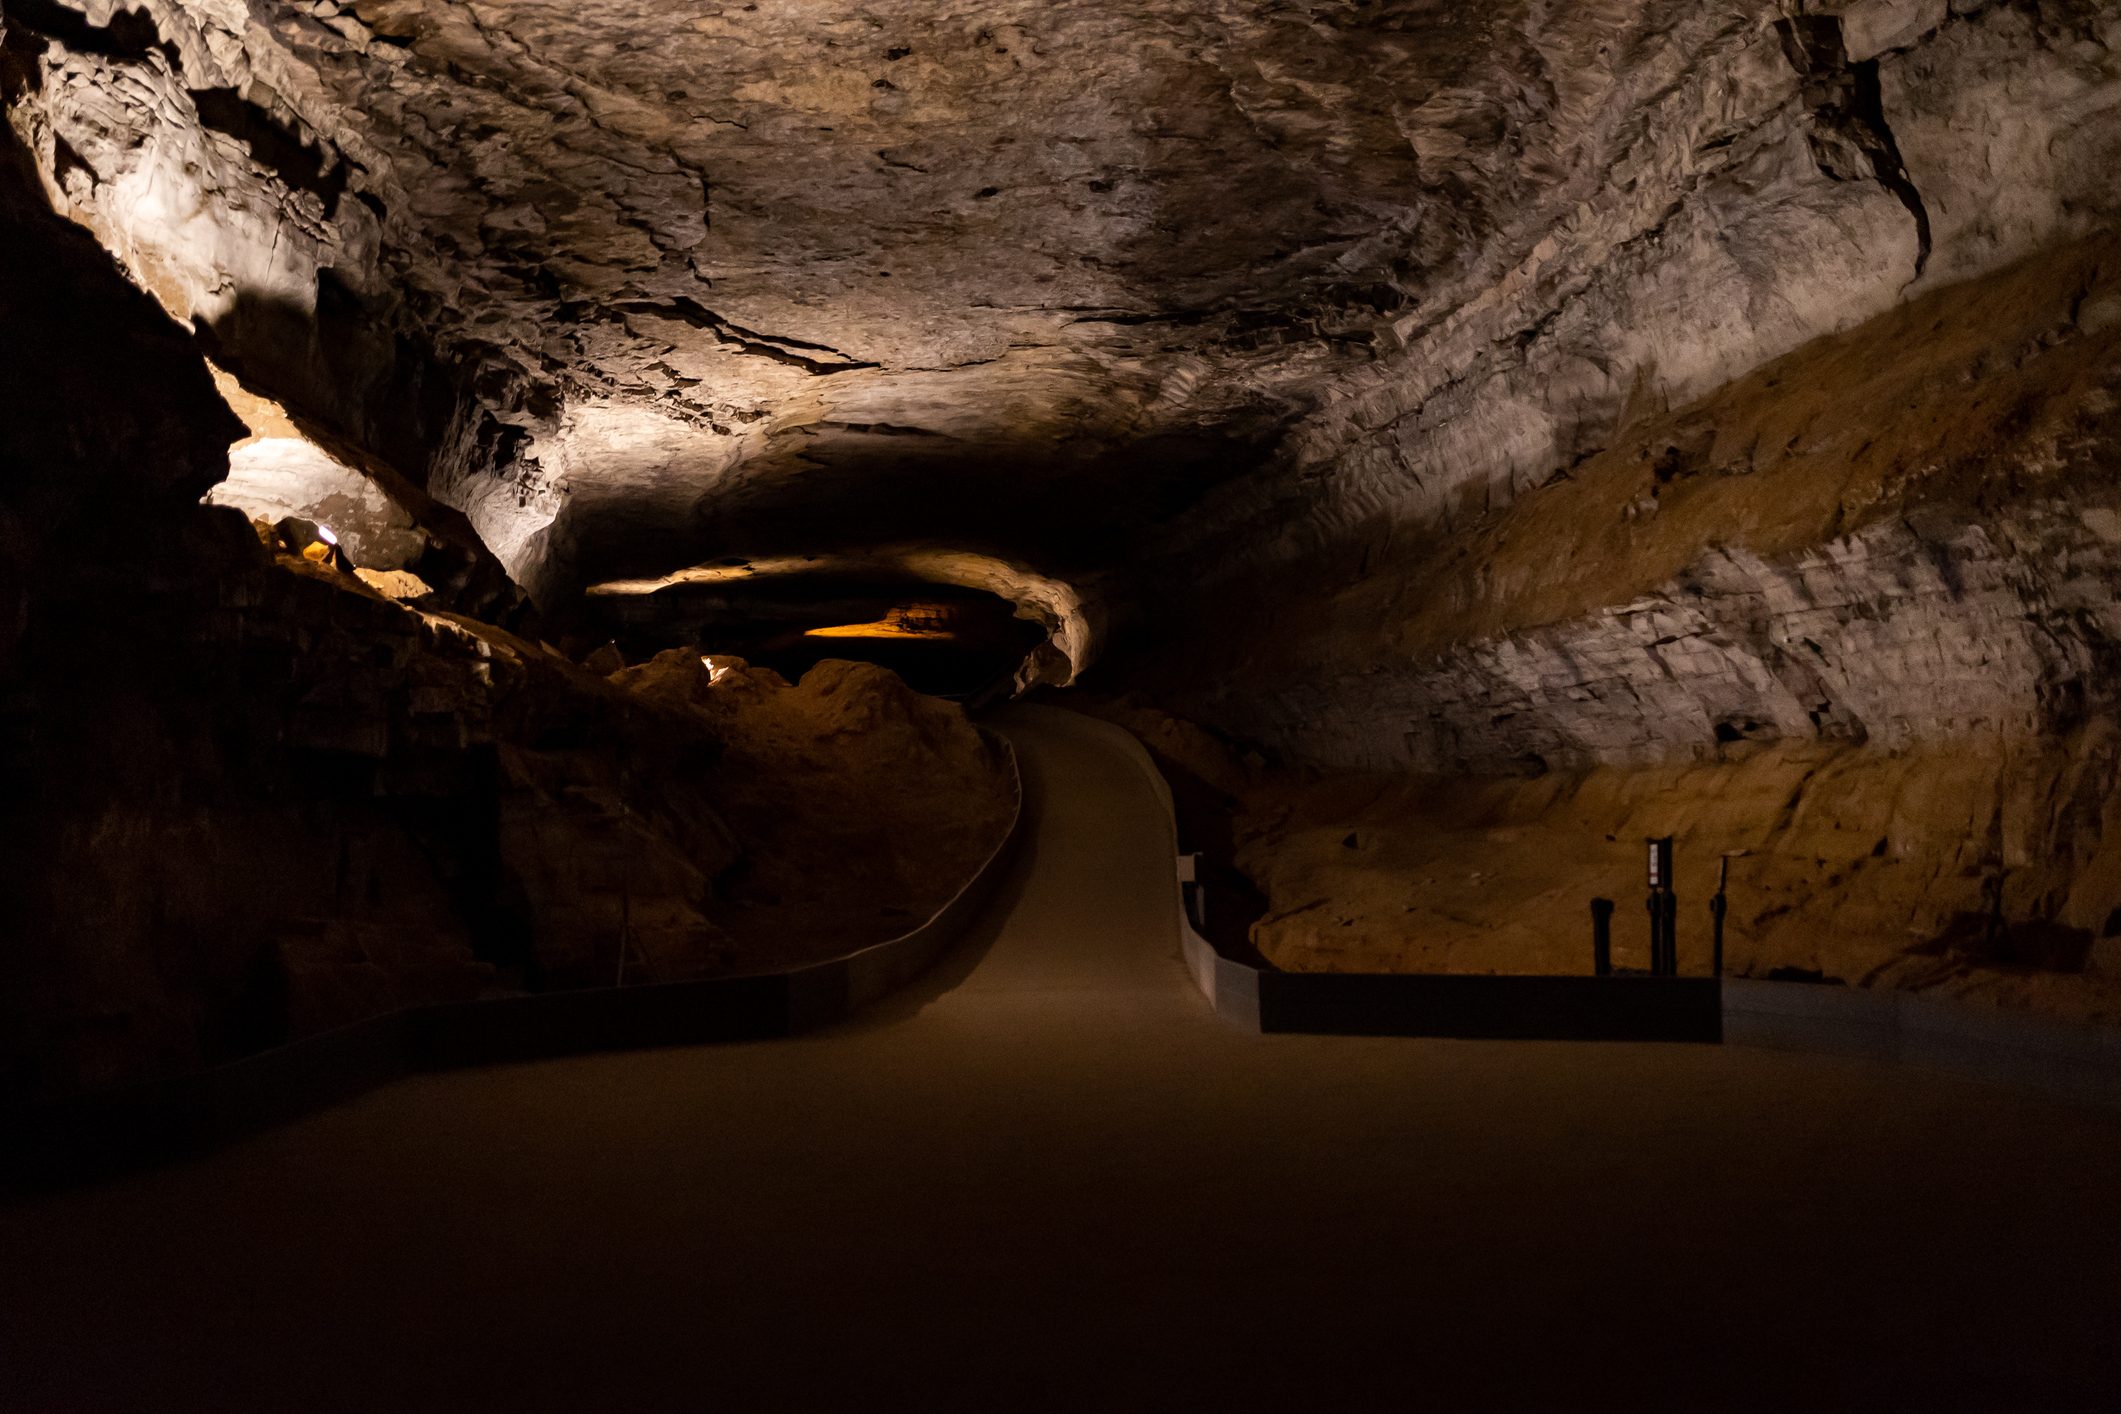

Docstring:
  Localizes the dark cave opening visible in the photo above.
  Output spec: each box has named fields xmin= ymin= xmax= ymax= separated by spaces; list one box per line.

xmin=565 ymin=571 xmax=1050 ymax=701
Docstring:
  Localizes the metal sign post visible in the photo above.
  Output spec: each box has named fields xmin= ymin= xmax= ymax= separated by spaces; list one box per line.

xmin=1646 ymin=836 xmax=1676 ymax=976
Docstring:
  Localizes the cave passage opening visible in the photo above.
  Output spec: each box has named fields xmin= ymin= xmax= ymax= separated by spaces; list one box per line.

xmin=567 ymin=568 xmax=1051 ymax=701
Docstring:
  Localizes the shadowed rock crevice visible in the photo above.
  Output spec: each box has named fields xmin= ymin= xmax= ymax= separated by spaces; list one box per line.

xmin=1777 ymin=12 xmax=1933 ymax=280
xmin=184 ymin=85 xmax=350 ymax=218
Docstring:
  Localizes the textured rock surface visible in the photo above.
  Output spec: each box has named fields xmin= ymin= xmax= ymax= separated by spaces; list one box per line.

xmin=616 ymin=652 xmax=1019 ymax=964
xmin=15 ymin=0 xmax=2112 ymax=642
xmin=1138 ymin=2 xmax=2121 ymax=643
xmin=4 ymin=535 xmax=1014 ymax=1102
xmin=1233 ymin=728 xmax=2121 ymax=1020
xmin=11 ymin=0 xmax=2121 ymax=1018
xmin=1132 ymin=233 xmax=2121 ymax=771
xmin=1098 ymin=697 xmax=2121 ymax=1019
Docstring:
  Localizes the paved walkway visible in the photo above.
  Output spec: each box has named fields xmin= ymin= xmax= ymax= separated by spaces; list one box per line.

xmin=5 ymin=707 xmax=2120 ymax=1410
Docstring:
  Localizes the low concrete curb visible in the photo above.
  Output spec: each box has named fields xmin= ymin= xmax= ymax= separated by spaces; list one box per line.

xmin=1100 ymin=714 xmax=2121 ymax=1101
xmin=6 ymin=737 xmax=1025 ymax=1186
xmin=1085 ymin=713 xmax=1718 ymax=1041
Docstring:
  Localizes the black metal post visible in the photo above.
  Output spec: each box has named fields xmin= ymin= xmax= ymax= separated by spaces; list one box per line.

xmin=1591 ymin=898 xmax=1614 ymax=977
xmin=1710 ymin=856 xmax=1730 ymax=978
xmin=1659 ymin=891 xmax=1679 ymax=976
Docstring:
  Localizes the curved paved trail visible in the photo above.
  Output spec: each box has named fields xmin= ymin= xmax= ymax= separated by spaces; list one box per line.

xmin=5 ymin=706 xmax=2121 ymax=1410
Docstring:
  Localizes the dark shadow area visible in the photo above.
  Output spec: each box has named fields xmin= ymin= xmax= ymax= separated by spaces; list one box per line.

xmin=195 ymin=284 xmax=465 ymax=507
xmin=829 ymin=757 xmax=1044 ymax=1035
xmin=542 ymin=421 xmax=1276 ymax=605
xmin=185 ymin=86 xmax=350 ymax=217
xmin=2 ymin=739 xmax=1027 ymax=1192
xmin=2 ymin=0 xmax=176 ymax=67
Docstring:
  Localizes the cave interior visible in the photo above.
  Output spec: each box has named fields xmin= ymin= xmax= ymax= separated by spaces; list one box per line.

xmin=5 ymin=0 xmax=2121 ymax=1403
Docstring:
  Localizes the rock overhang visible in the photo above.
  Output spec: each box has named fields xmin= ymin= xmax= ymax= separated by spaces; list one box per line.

xmin=0 ymin=0 xmax=1600 ymax=595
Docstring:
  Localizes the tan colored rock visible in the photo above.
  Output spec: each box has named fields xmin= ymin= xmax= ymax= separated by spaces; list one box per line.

xmin=1224 ymin=726 xmax=2121 ymax=1024
xmin=354 ymin=567 xmax=436 ymax=601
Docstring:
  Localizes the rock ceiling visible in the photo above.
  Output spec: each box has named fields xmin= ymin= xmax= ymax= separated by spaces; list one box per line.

xmin=6 ymin=1 xmax=2118 ymax=666
xmin=0 ymin=2 xmax=1715 ymax=574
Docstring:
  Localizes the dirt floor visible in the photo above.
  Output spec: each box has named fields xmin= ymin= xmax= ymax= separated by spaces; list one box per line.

xmin=4 ymin=706 xmax=2118 ymax=1411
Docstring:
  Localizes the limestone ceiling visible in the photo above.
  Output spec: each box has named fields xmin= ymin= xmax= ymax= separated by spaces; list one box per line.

xmin=16 ymin=0 xmax=2079 ymax=632
xmin=1 ymin=0 xmax=1692 ymax=582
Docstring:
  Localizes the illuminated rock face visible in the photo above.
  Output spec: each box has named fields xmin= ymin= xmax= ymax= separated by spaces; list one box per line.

xmin=9 ymin=2 xmax=2105 ymax=630
xmin=6 ymin=5 xmax=2121 ymax=933
xmin=0 ymin=0 xmax=2121 ymax=1059
xmin=1134 ymin=230 xmax=2121 ymax=772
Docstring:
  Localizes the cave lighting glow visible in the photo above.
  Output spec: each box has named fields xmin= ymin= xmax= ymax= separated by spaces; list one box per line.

xmin=586 ymin=547 xmax=1093 ymax=684
xmin=803 ymin=621 xmax=961 ymax=641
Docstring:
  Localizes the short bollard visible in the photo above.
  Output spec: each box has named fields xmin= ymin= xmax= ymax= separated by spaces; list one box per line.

xmin=1590 ymin=897 xmax=1615 ymax=977
xmin=1710 ymin=856 xmax=1732 ymax=978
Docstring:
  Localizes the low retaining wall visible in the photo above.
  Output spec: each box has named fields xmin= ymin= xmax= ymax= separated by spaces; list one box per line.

xmin=1110 ymin=716 xmax=2121 ymax=1105
xmin=1179 ymin=900 xmax=1720 ymax=1042
xmin=1080 ymin=710 xmax=1723 ymax=1043
xmin=1179 ymin=857 xmax=2121 ymax=1104
xmin=1253 ymin=972 xmax=1721 ymax=1042
xmin=7 ymin=737 xmax=1025 ymax=1186
xmin=1181 ymin=850 xmax=2121 ymax=1102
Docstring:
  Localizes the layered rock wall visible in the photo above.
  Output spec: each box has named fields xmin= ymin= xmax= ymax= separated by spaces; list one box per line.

xmin=1113 ymin=2 xmax=2121 ymax=776
xmin=1145 ymin=1 xmax=2121 ymax=612
xmin=1232 ymin=728 xmax=2121 ymax=1017
xmin=1164 ymin=235 xmax=2121 ymax=772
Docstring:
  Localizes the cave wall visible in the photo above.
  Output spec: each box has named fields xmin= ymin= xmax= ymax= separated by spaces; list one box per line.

xmin=1234 ymin=726 xmax=2121 ymax=1016
xmin=0 ymin=0 xmax=547 ymax=601
xmin=0 ymin=122 xmax=720 ymax=1098
xmin=0 ymin=105 xmax=1013 ymax=1105
xmin=1118 ymin=0 xmax=2121 ymax=778
xmin=1138 ymin=232 xmax=2121 ymax=772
